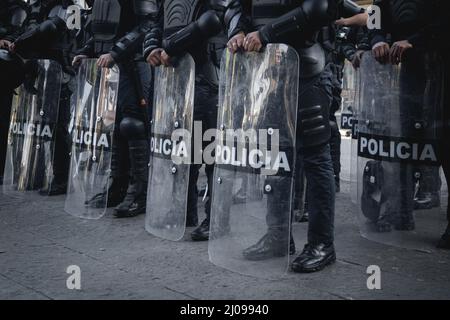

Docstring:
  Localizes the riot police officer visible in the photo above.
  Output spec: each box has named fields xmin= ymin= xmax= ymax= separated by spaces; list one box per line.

xmin=74 ymin=0 xmax=157 ymax=218
xmin=143 ymin=0 xmax=245 ymax=239
xmin=227 ymin=0 xmax=365 ymax=273
xmin=369 ymin=0 xmax=450 ymax=248
xmin=0 ymin=0 xmax=28 ymax=185
xmin=324 ymin=24 xmax=370 ymax=193
xmin=7 ymin=0 xmax=76 ymax=195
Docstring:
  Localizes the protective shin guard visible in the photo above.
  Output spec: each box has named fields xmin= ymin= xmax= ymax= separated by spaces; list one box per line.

xmin=85 ymin=139 xmax=129 ymax=208
xmin=114 ymin=139 xmax=149 ymax=218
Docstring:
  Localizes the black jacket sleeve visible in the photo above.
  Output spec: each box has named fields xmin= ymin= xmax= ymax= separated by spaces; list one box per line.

xmin=143 ymin=4 xmax=163 ymax=60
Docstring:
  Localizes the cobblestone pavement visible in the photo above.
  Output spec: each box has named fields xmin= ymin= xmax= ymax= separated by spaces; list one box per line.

xmin=1 ymin=175 xmax=449 ymax=300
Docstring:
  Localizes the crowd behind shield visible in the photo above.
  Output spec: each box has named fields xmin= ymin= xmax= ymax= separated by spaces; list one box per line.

xmin=0 ymin=0 xmax=449 ymax=277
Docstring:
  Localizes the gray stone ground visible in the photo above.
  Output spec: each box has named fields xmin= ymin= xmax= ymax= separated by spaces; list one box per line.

xmin=0 ymin=136 xmax=449 ymax=300
xmin=1 ymin=179 xmax=449 ymax=300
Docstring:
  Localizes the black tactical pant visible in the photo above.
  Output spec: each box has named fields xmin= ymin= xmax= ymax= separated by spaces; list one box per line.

xmin=186 ymin=78 xmax=218 ymax=224
xmin=52 ymin=84 xmax=72 ymax=184
xmin=0 ymin=90 xmax=12 ymax=184
xmin=268 ymin=71 xmax=336 ymax=245
xmin=381 ymin=52 xmax=440 ymax=227
xmin=113 ymin=61 xmax=152 ymax=181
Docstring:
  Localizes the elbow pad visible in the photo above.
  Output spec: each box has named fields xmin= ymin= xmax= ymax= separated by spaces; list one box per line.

xmin=341 ymin=0 xmax=365 ymax=18
xmin=162 ymin=10 xmax=222 ymax=57
xmin=10 ymin=8 xmax=27 ymax=28
xmin=15 ymin=17 xmax=64 ymax=51
xmin=258 ymin=0 xmax=330 ymax=45
xmin=111 ymin=30 xmax=143 ymax=62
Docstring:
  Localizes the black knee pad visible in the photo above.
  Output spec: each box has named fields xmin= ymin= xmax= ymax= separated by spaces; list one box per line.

xmin=119 ymin=116 xmax=147 ymax=140
xmin=298 ymin=87 xmax=331 ymax=147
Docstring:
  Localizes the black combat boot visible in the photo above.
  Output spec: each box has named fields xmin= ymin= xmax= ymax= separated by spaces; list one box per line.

xmin=242 ymin=231 xmax=296 ymax=261
xmin=191 ymin=218 xmax=210 ymax=241
xmin=85 ymin=177 xmax=129 ymax=208
xmin=291 ymin=243 xmax=336 ymax=273
xmin=85 ymin=142 xmax=129 ymax=208
xmin=414 ymin=192 xmax=441 ymax=210
xmin=114 ymin=140 xmax=148 ymax=218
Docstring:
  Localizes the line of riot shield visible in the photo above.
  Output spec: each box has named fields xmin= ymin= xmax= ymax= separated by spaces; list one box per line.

xmin=208 ymin=44 xmax=299 ymax=278
xmin=2 ymin=59 xmax=62 ymax=197
xmin=64 ymin=59 xmax=120 ymax=219
xmin=356 ymin=52 xmax=446 ymax=252
xmin=145 ymin=54 xmax=195 ymax=241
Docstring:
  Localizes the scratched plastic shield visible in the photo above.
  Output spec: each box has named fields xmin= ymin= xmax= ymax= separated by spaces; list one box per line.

xmin=64 ymin=59 xmax=119 ymax=219
xmin=356 ymin=52 xmax=446 ymax=252
xmin=145 ymin=54 xmax=195 ymax=241
xmin=2 ymin=59 xmax=62 ymax=197
xmin=208 ymin=44 xmax=299 ymax=278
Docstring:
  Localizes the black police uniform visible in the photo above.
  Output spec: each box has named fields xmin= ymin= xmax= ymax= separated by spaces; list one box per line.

xmin=10 ymin=0 xmax=77 ymax=195
xmin=324 ymin=24 xmax=370 ymax=192
xmin=369 ymin=0 xmax=444 ymax=231
xmin=143 ymin=0 xmax=244 ymax=239
xmin=232 ymin=0 xmax=364 ymax=272
xmin=371 ymin=0 xmax=450 ymax=247
xmin=0 ymin=0 xmax=28 ymax=184
xmin=80 ymin=0 xmax=158 ymax=217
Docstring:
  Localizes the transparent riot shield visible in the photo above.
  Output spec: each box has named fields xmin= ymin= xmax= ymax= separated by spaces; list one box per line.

xmin=208 ymin=44 xmax=299 ymax=278
xmin=145 ymin=54 xmax=195 ymax=241
xmin=2 ymin=60 xmax=62 ymax=197
xmin=64 ymin=59 xmax=119 ymax=219
xmin=357 ymin=52 xmax=445 ymax=252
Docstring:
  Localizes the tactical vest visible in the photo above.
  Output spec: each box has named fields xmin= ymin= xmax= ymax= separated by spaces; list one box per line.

xmin=91 ymin=0 xmax=159 ymax=55
xmin=91 ymin=0 xmax=122 ymax=54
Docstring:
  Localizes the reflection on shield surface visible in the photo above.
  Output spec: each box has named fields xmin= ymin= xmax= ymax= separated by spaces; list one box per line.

xmin=356 ymin=53 xmax=446 ymax=252
xmin=3 ymin=60 xmax=62 ymax=197
xmin=65 ymin=59 xmax=119 ymax=219
xmin=145 ymin=54 xmax=195 ymax=241
xmin=208 ymin=44 xmax=299 ymax=278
